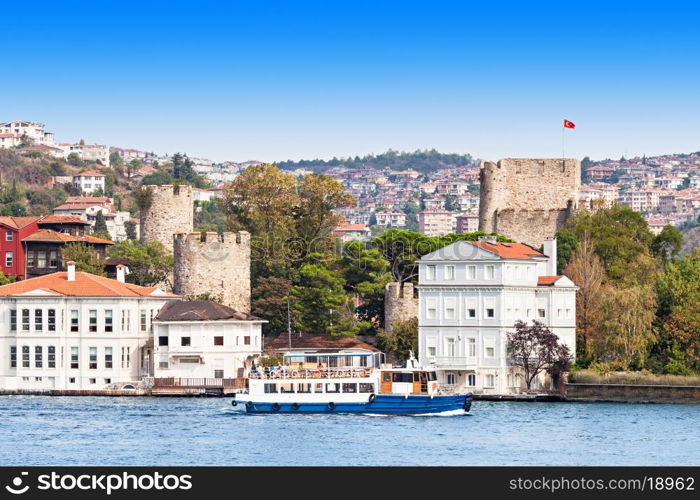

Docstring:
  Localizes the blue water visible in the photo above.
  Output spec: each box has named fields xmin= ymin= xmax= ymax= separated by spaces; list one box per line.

xmin=0 ymin=396 xmax=698 ymax=466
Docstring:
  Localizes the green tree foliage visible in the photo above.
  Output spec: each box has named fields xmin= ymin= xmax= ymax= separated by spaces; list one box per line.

xmin=141 ymin=170 xmax=175 ymax=185
xmin=0 ymin=271 xmax=16 ymax=285
xmin=92 ymin=211 xmax=111 ymax=240
xmin=66 ymin=153 xmax=84 ymax=167
xmin=171 ymin=153 xmax=210 ymax=188
xmin=61 ymin=243 xmax=106 ymax=276
xmin=651 ymin=225 xmax=683 ymax=262
xmin=124 ymin=220 xmax=137 ymax=241
xmin=109 ymin=240 xmax=174 ymax=287
xmin=655 ymin=249 xmax=700 ymax=374
xmin=376 ymin=317 xmax=418 ymax=363
xmin=252 ymin=276 xmax=292 ymax=336
xmin=194 ymin=200 xmax=227 ymax=233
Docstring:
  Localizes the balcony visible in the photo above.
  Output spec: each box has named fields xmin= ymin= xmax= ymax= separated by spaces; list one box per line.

xmin=426 ymin=356 xmax=476 ymax=369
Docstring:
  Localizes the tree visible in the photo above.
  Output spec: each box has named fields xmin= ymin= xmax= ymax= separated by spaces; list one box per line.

xmin=507 ymin=320 xmax=572 ymax=390
xmin=252 ymin=276 xmax=292 ymax=336
xmin=293 ymin=173 xmax=356 ymax=258
xmin=371 ymin=229 xmax=434 ymax=284
xmin=563 ymin=235 xmax=604 ymax=361
xmin=127 ymin=158 xmax=142 ymax=178
xmin=597 ymin=285 xmax=657 ymax=370
xmin=61 ymin=243 xmax=106 ymax=276
xmin=0 ymin=271 xmax=15 ymax=285
xmin=377 ymin=317 xmax=418 ymax=363
xmin=124 ymin=220 xmax=137 ymax=241
xmin=554 ymin=229 xmax=578 ymax=273
xmin=109 ymin=240 xmax=174 ymax=287
xmin=655 ymin=249 xmax=700 ymax=374
xmin=92 ymin=211 xmax=111 ymax=240
xmin=651 ymin=225 xmax=682 ymax=262
xmin=66 ymin=153 xmax=84 ymax=167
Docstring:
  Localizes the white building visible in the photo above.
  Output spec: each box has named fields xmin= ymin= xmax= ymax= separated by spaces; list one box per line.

xmin=152 ymin=300 xmax=265 ymax=380
xmin=0 ymin=263 xmax=179 ymax=391
xmin=73 ymin=171 xmax=106 ymax=194
xmin=0 ymin=121 xmax=54 ymax=147
xmin=58 ymin=143 xmax=111 ymax=167
xmin=417 ymin=237 xmax=576 ymax=395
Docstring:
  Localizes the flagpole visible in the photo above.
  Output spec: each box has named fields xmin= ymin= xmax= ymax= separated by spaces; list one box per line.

xmin=562 ymin=120 xmax=565 ymax=162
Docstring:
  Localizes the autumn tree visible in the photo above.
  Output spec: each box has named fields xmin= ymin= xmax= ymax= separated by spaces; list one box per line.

xmin=507 ymin=320 xmax=572 ymax=391
xmin=563 ymin=235 xmax=604 ymax=360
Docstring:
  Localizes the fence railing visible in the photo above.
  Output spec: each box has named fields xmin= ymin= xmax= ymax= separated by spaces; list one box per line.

xmin=152 ymin=377 xmax=246 ymax=389
xmin=249 ymin=368 xmax=372 ymax=380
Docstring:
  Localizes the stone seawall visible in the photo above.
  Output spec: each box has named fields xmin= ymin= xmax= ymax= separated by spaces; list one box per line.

xmin=565 ymin=383 xmax=700 ymax=404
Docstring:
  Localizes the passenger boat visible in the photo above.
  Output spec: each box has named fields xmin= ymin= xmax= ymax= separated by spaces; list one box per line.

xmin=232 ymin=350 xmax=472 ymax=415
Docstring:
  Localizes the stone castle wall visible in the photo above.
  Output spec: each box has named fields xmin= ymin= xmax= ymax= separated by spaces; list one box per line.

xmin=140 ymin=185 xmax=194 ymax=253
xmin=479 ymin=158 xmax=580 ymax=247
xmin=173 ymin=231 xmax=251 ymax=313
xmin=384 ymin=282 xmax=418 ymax=332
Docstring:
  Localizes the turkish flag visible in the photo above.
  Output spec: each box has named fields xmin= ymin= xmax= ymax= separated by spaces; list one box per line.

xmin=563 ymin=119 xmax=576 ymax=129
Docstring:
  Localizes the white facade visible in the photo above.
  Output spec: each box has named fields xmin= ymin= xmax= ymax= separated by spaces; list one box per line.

xmin=73 ymin=172 xmax=106 ymax=194
xmin=153 ymin=317 xmax=263 ymax=380
xmin=417 ymin=238 xmax=576 ymax=395
xmin=0 ymin=121 xmax=54 ymax=146
xmin=0 ymin=266 xmax=177 ymax=391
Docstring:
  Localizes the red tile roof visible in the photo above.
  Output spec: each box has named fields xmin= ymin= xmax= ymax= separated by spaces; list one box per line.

xmin=54 ymin=203 xmax=104 ymax=211
xmin=75 ymin=171 xmax=105 ymax=177
xmin=335 ymin=224 xmax=368 ymax=232
xmin=38 ymin=215 xmax=90 ymax=225
xmin=0 ymin=271 xmax=178 ymax=298
xmin=470 ymin=241 xmax=544 ymax=260
xmin=537 ymin=276 xmax=561 ymax=286
xmin=0 ymin=216 xmax=41 ymax=230
xmin=21 ymin=229 xmax=113 ymax=245
xmin=65 ymin=196 xmax=111 ymax=204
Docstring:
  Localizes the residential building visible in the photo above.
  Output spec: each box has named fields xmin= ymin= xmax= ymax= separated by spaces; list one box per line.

xmin=418 ymin=209 xmax=455 ymax=236
xmin=0 ymin=263 xmax=178 ymax=391
xmin=0 ymin=217 xmax=42 ymax=280
xmin=375 ymin=211 xmax=407 ymax=227
xmin=417 ymin=237 xmax=576 ymax=395
xmin=152 ymin=300 xmax=264 ymax=380
xmin=0 ymin=121 xmax=54 ymax=146
xmin=455 ymin=214 xmax=479 ymax=234
xmin=59 ymin=143 xmax=110 ymax=167
xmin=73 ymin=171 xmax=106 ymax=194
xmin=333 ymin=224 xmax=371 ymax=243
xmin=22 ymin=230 xmax=112 ymax=279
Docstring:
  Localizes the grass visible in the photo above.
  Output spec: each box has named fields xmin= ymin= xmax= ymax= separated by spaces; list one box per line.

xmin=568 ymin=370 xmax=700 ymax=386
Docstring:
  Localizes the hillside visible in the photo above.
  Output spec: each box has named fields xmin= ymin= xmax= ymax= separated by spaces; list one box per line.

xmin=276 ymin=149 xmax=475 ymax=175
xmin=680 ymin=225 xmax=700 ymax=256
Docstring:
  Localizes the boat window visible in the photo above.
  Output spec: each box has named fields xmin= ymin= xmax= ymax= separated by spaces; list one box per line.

xmin=359 ymin=356 xmax=368 ymax=367
xmin=264 ymin=383 xmax=277 ymax=394
xmin=314 ymin=383 xmax=324 ymax=393
xmin=328 ymin=357 xmax=338 ymax=367
xmin=428 ymin=372 xmax=437 ymax=381
xmin=392 ymin=373 xmax=413 ymax=383
xmin=342 ymin=383 xmax=357 ymax=393
xmin=413 ymin=372 xmax=420 ymax=382
xmin=359 ymin=383 xmax=374 ymax=393
xmin=326 ymin=383 xmax=340 ymax=393
xmin=279 ymin=383 xmax=294 ymax=393
xmin=382 ymin=372 xmax=391 ymax=382
xmin=296 ymin=383 xmax=312 ymax=393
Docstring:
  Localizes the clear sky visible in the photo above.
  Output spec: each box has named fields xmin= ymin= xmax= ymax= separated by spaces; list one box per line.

xmin=1 ymin=1 xmax=698 ymax=163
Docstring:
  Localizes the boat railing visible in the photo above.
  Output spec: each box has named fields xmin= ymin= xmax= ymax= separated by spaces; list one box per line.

xmin=249 ymin=367 xmax=372 ymax=380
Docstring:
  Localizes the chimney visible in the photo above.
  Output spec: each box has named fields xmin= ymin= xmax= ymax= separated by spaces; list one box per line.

xmin=66 ymin=261 xmax=76 ymax=281
xmin=116 ymin=264 xmax=127 ymax=283
xmin=543 ymin=238 xmax=557 ymax=276
xmin=478 ymin=235 xmax=497 ymax=244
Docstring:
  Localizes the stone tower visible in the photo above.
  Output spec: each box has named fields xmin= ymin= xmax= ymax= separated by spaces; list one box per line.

xmin=140 ymin=185 xmax=194 ymax=253
xmin=478 ymin=158 xmax=580 ymax=247
xmin=384 ymin=282 xmax=418 ymax=332
xmin=173 ymin=231 xmax=251 ymax=313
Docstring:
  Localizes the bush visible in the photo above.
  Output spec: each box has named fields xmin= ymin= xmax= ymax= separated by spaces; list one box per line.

xmin=568 ymin=369 xmax=700 ymax=386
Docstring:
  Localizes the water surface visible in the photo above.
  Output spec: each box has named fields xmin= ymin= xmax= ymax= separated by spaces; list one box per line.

xmin=0 ymin=396 xmax=697 ymax=466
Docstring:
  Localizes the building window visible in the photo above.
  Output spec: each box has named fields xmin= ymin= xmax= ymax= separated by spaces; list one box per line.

xmin=22 ymin=309 xmax=30 ymax=331
xmin=140 ymin=310 xmax=147 ymax=331
xmin=158 ymin=336 xmax=168 ymax=346
xmin=10 ymin=346 xmax=16 ymax=368
xmin=214 ymin=369 xmax=224 ymax=379
xmin=427 ymin=346 xmax=436 ymax=357
xmin=33 ymin=346 xmax=42 ymax=368
xmin=485 ymin=265 xmax=495 ymax=280
xmin=26 ymin=251 xmax=35 ymax=267
xmin=159 ymin=361 xmax=169 ymax=369
xmin=89 ymin=378 xmax=96 ymax=384
xmin=5 ymin=231 xmax=12 ymax=241
xmin=445 ymin=265 xmax=455 ymax=280
xmin=468 ymin=338 xmax=476 ymax=357
xmin=467 ymin=265 xmax=476 ymax=280
xmin=71 ymin=310 xmax=79 ymax=332
xmin=105 ymin=347 xmax=113 ymax=369
xmin=126 ymin=348 xmax=130 ymax=368
xmin=244 ymin=336 xmax=251 ymax=345
xmin=181 ymin=337 xmax=191 ymax=347
xmin=485 ymin=374 xmax=496 ymax=387
xmin=486 ymin=308 xmax=495 ymax=318
xmin=426 ymin=299 xmax=437 ymax=320
xmin=10 ymin=310 xmax=16 ymax=331
xmin=37 ymin=251 xmax=47 ymax=268
xmin=538 ymin=308 xmax=546 ymax=318
xmin=69 ymin=377 xmax=76 ymax=384
xmin=467 ymin=308 xmax=476 ymax=318
xmin=426 ymin=265 xmax=436 ymax=280
xmin=70 ymin=347 xmax=79 ymax=369
xmin=33 ymin=309 xmax=43 ymax=331
xmin=105 ymin=378 xmax=111 ymax=384
xmin=445 ymin=338 xmax=456 ymax=357
xmin=467 ymin=374 xmax=476 ymax=386
xmin=48 ymin=309 xmax=56 ymax=331
xmin=89 ymin=347 xmax=97 ymax=369
xmin=485 ymin=346 xmax=495 ymax=358
xmin=446 ymin=373 xmax=456 ymax=385
xmin=5 ymin=251 xmax=13 ymax=267
xmin=48 ymin=346 xmax=55 ymax=368
xmin=22 ymin=346 xmax=30 ymax=368
xmin=49 ymin=251 xmax=59 ymax=268
xmin=444 ymin=304 xmax=456 ymax=319
xmin=89 ymin=310 xmax=97 ymax=332
xmin=214 ymin=336 xmax=224 ymax=346
xmin=104 ymin=310 xmax=113 ymax=332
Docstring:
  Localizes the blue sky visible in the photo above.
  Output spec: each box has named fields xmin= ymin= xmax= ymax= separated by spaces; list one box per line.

xmin=1 ymin=1 xmax=698 ymax=162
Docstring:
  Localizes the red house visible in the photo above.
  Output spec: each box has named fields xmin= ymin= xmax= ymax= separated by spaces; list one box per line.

xmin=0 ymin=216 xmax=42 ymax=280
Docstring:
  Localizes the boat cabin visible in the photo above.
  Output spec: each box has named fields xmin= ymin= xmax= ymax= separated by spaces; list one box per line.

xmin=379 ymin=369 xmax=439 ymax=395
